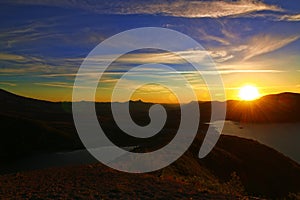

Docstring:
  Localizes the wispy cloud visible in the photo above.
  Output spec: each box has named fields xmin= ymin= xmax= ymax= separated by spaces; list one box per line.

xmin=210 ymin=69 xmax=283 ymax=75
xmin=206 ymin=34 xmax=300 ymax=62
xmin=279 ymin=13 xmax=300 ymax=21
xmin=198 ymin=29 xmax=230 ymax=45
xmin=38 ymin=73 xmax=81 ymax=77
xmin=0 ymin=20 xmax=61 ymax=48
xmin=0 ymin=53 xmax=81 ymax=75
xmin=112 ymin=50 xmax=208 ymax=65
xmin=7 ymin=0 xmax=282 ymax=18
xmin=242 ymin=34 xmax=300 ymax=60
xmin=0 ymin=53 xmax=43 ymax=63
xmin=0 ymin=53 xmax=29 ymax=62
xmin=0 ymin=82 xmax=17 ymax=86
xmin=34 ymin=82 xmax=89 ymax=89
xmin=37 ymin=50 xmax=208 ymax=68
xmin=0 ymin=65 xmax=58 ymax=74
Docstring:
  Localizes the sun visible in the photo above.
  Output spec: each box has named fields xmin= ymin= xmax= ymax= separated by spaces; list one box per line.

xmin=239 ymin=85 xmax=260 ymax=101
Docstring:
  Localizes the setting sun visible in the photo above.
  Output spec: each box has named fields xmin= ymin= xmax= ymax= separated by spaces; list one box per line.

xmin=239 ymin=85 xmax=260 ymax=101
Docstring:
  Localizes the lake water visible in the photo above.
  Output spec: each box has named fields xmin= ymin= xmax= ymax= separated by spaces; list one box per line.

xmin=219 ymin=121 xmax=300 ymax=164
xmin=1 ymin=146 xmax=137 ymax=174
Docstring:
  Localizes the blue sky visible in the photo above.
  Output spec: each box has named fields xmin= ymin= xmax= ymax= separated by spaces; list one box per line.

xmin=0 ymin=0 xmax=300 ymax=102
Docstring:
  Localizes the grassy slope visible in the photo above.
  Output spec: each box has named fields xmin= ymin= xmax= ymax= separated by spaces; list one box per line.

xmin=0 ymin=163 xmax=250 ymax=200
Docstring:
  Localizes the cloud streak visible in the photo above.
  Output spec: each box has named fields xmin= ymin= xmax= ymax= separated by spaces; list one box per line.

xmin=0 ymin=53 xmax=81 ymax=75
xmin=34 ymin=82 xmax=90 ymax=89
xmin=206 ymin=34 xmax=300 ymax=62
xmin=242 ymin=34 xmax=300 ymax=60
xmin=7 ymin=0 xmax=282 ymax=18
xmin=0 ymin=53 xmax=43 ymax=63
xmin=0 ymin=82 xmax=17 ymax=86
xmin=279 ymin=13 xmax=300 ymax=21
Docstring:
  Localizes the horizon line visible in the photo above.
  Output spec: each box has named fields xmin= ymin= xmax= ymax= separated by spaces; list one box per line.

xmin=1 ymin=88 xmax=299 ymax=104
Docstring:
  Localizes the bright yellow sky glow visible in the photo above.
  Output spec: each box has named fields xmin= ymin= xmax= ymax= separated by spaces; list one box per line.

xmin=238 ymin=85 xmax=260 ymax=101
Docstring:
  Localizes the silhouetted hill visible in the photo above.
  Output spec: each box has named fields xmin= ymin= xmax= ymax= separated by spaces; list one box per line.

xmin=0 ymin=89 xmax=81 ymax=160
xmin=0 ymin=114 xmax=74 ymax=160
xmin=226 ymin=92 xmax=300 ymax=123
xmin=0 ymin=89 xmax=73 ymax=121
xmin=2 ymin=89 xmax=300 ymax=123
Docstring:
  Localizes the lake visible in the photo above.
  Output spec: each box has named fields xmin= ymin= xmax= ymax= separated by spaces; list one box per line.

xmin=219 ymin=121 xmax=300 ymax=164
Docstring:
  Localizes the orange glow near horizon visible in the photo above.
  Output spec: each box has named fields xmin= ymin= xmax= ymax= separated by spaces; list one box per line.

xmin=2 ymin=79 xmax=300 ymax=103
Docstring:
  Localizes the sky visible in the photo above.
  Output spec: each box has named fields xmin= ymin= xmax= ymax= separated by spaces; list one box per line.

xmin=0 ymin=0 xmax=300 ymax=103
